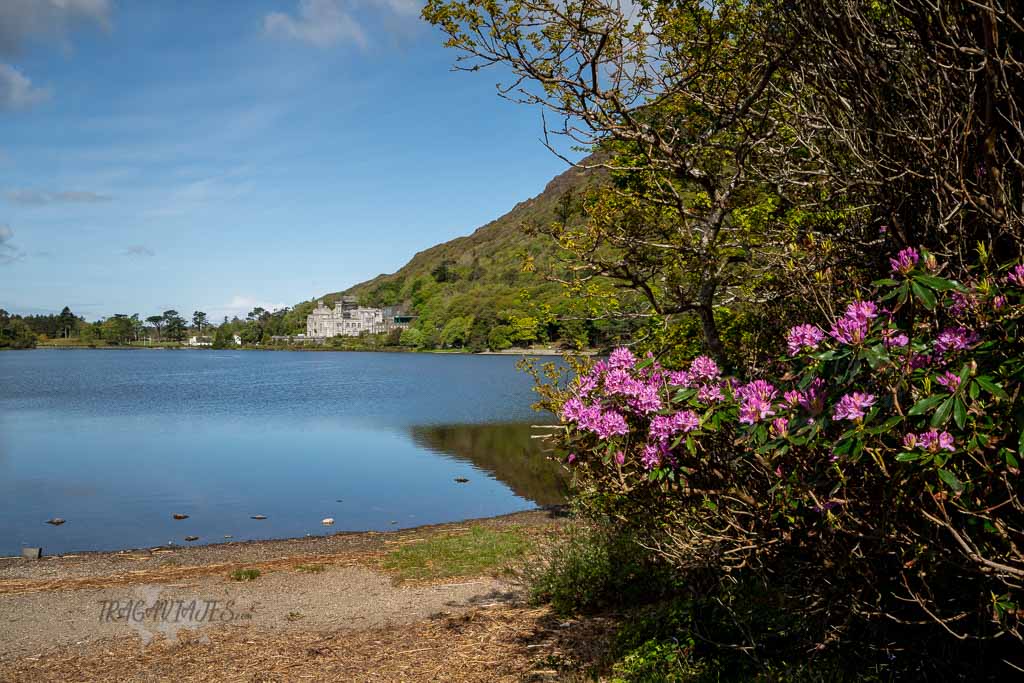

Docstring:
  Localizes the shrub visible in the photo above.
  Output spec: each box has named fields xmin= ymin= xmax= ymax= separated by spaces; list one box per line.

xmin=542 ymin=249 xmax=1024 ymax=676
xmin=527 ymin=523 xmax=681 ymax=615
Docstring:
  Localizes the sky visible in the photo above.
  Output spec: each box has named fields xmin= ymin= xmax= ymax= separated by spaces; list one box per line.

xmin=0 ymin=0 xmax=579 ymax=321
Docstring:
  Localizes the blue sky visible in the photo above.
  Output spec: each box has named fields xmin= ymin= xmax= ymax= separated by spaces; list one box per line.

xmin=0 ymin=1 xmax=578 ymax=321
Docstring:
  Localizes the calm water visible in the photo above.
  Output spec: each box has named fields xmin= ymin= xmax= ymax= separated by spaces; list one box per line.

xmin=0 ymin=349 xmax=565 ymax=555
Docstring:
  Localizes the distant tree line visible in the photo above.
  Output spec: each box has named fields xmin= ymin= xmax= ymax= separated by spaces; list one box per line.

xmin=2 ymin=304 xmax=315 ymax=349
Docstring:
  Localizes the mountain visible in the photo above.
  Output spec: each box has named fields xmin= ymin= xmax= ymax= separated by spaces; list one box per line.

xmin=293 ymin=158 xmax=613 ymax=351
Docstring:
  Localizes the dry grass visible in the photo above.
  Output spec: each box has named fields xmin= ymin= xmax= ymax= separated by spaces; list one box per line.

xmin=0 ymin=604 xmax=619 ymax=682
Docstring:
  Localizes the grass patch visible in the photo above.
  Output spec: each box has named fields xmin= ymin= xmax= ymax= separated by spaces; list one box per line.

xmin=230 ymin=568 xmax=261 ymax=582
xmin=382 ymin=525 xmax=530 ymax=582
xmin=295 ymin=563 xmax=326 ymax=573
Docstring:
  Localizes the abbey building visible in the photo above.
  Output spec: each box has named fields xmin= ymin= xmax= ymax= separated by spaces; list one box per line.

xmin=305 ymin=297 xmax=410 ymax=338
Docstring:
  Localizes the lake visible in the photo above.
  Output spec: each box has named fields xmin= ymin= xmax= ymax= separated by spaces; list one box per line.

xmin=0 ymin=349 xmax=566 ymax=556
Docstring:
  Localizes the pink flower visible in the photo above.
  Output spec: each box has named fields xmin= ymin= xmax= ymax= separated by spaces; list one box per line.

xmin=668 ymin=370 xmax=691 ymax=387
xmin=603 ymin=368 xmax=641 ymax=396
xmin=566 ymin=453 xmax=577 ymax=464
xmin=697 ymin=383 xmax=724 ymax=403
xmin=918 ymin=430 xmax=956 ymax=453
xmin=614 ymin=450 xmax=625 ymax=465
xmin=641 ymin=443 xmax=664 ymax=469
xmin=689 ymin=355 xmax=721 ymax=381
xmin=770 ymin=417 xmax=789 ymax=438
xmin=949 ymin=291 xmax=976 ymax=317
xmin=1006 ymin=264 xmax=1024 ymax=288
xmin=627 ymin=382 xmax=663 ymax=415
xmin=649 ymin=410 xmax=700 ymax=443
xmin=829 ymin=316 xmax=868 ymax=345
xmin=736 ymin=380 xmax=778 ymax=424
xmin=935 ymin=371 xmax=961 ymax=393
xmin=993 ymin=295 xmax=1008 ymax=310
xmin=561 ymin=397 xmax=587 ymax=423
xmin=832 ymin=392 xmax=876 ymax=421
xmin=890 ymin=247 xmax=919 ymax=275
xmin=934 ymin=327 xmax=979 ymax=355
xmin=786 ymin=324 xmax=825 ymax=356
xmin=576 ymin=373 xmax=598 ymax=397
xmin=882 ymin=327 xmax=909 ymax=349
xmin=608 ymin=347 xmax=637 ymax=371
xmin=901 ymin=433 xmax=917 ymax=449
xmin=846 ymin=301 xmax=879 ymax=324
xmin=798 ymin=378 xmax=826 ymax=416
xmin=783 ymin=389 xmax=802 ymax=407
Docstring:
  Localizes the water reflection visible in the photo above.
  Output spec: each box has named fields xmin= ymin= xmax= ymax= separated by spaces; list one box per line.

xmin=408 ymin=423 xmax=568 ymax=505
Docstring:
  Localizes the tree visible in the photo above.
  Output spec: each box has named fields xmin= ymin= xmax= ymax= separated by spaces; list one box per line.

xmin=423 ymin=0 xmax=822 ymax=362
xmin=57 ymin=306 xmax=77 ymax=339
xmin=784 ymin=0 xmax=1024 ymax=262
xmin=192 ymin=311 xmax=208 ymax=333
xmin=102 ymin=314 xmax=135 ymax=344
xmin=487 ymin=325 xmax=513 ymax=351
xmin=440 ymin=315 xmax=473 ymax=348
xmin=0 ymin=311 xmax=36 ymax=349
xmin=146 ymin=315 xmax=164 ymax=341
xmin=162 ymin=310 xmax=187 ymax=342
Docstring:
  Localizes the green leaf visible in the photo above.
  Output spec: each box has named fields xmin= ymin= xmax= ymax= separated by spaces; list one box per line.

xmin=908 ymin=395 xmax=944 ymax=416
xmin=953 ymin=398 xmax=967 ymax=430
xmin=863 ymin=344 xmax=889 ymax=370
xmin=975 ymin=375 xmax=1009 ymax=401
xmin=881 ymin=281 xmax=909 ymax=303
xmin=872 ymin=278 xmax=900 ymax=287
xmin=911 ymin=281 xmax=936 ymax=309
xmin=937 ymin=469 xmax=964 ymax=493
xmin=931 ymin=396 xmax=955 ymax=427
xmin=866 ymin=415 xmax=903 ymax=435
xmin=895 ymin=451 xmax=926 ymax=462
xmin=913 ymin=274 xmax=959 ymax=291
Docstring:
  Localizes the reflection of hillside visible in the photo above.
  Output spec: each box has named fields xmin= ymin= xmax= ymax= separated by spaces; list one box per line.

xmin=408 ymin=423 xmax=567 ymax=506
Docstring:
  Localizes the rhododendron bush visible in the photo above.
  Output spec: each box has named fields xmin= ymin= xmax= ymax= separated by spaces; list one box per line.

xmin=542 ymin=250 xmax=1024 ymax=650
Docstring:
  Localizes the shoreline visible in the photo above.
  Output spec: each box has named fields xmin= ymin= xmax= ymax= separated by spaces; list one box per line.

xmin=0 ymin=507 xmax=567 ymax=573
xmin=25 ymin=344 xmax=595 ymax=356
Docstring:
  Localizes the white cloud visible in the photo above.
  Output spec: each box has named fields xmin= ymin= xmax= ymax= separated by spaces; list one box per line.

xmin=0 ymin=0 xmax=112 ymax=57
xmin=265 ymin=0 xmax=366 ymax=49
xmin=0 ymin=63 xmax=50 ymax=110
xmin=264 ymin=0 xmax=423 ymax=49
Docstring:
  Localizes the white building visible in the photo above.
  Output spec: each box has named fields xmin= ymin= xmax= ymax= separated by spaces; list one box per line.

xmin=188 ymin=335 xmax=212 ymax=347
xmin=306 ymin=299 xmax=386 ymax=337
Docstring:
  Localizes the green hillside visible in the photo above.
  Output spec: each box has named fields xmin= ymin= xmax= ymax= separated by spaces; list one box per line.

xmin=295 ymin=159 xmax=622 ymax=351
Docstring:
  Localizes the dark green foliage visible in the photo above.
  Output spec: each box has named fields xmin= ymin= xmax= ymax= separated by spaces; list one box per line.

xmin=527 ymin=523 xmax=681 ymax=615
xmin=0 ymin=309 xmax=37 ymax=349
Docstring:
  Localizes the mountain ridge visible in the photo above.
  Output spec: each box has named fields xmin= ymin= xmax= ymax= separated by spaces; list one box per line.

xmin=290 ymin=157 xmax=608 ymax=350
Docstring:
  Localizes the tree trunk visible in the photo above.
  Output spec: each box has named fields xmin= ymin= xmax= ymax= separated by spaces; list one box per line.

xmin=696 ymin=305 xmax=726 ymax=366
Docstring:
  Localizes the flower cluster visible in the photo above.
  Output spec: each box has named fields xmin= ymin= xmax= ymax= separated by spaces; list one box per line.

xmin=829 ymin=301 xmax=878 ymax=345
xmin=890 ymin=247 xmax=919 ymax=275
xmin=558 ymin=248 xmax=1022 ymax=506
xmin=902 ymin=430 xmax=955 ymax=453
xmin=832 ymin=392 xmax=876 ymax=421
xmin=787 ymin=324 xmax=825 ymax=356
